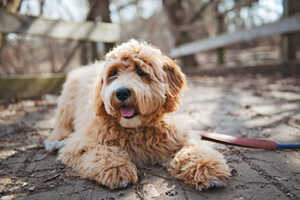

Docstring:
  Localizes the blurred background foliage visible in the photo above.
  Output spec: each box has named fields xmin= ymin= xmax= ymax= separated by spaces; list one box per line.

xmin=0 ymin=0 xmax=295 ymax=75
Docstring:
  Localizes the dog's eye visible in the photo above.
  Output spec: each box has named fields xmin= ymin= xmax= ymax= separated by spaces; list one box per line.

xmin=109 ymin=70 xmax=118 ymax=79
xmin=136 ymin=68 xmax=147 ymax=76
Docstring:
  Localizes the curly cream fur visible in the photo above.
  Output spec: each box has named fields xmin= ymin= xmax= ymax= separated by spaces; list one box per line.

xmin=45 ymin=40 xmax=230 ymax=190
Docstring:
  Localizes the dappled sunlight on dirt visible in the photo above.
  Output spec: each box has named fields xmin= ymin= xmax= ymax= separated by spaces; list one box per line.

xmin=1 ymin=75 xmax=300 ymax=200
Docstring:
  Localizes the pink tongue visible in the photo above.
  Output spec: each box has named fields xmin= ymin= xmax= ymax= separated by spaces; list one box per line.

xmin=120 ymin=107 xmax=135 ymax=117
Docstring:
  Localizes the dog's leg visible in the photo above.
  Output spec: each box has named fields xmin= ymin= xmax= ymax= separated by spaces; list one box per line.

xmin=44 ymin=103 xmax=74 ymax=151
xmin=167 ymin=144 xmax=230 ymax=191
xmin=58 ymin=137 xmax=138 ymax=189
xmin=45 ymin=80 xmax=77 ymax=151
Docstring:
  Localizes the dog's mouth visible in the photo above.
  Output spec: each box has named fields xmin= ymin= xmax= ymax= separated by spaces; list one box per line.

xmin=120 ymin=107 xmax=139 ymax=119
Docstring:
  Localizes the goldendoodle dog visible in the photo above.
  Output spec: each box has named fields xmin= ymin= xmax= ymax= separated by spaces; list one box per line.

xmin=45 ymin=40 xmax=230 ymax=190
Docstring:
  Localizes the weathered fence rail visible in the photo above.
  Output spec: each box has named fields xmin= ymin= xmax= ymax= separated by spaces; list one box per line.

xmin=0 ymin=74 xmax=65 ymax=99
xmin=170 ymin=14 xmax=300 ymax=58
xmin=185 ymin=62 xmax=300 ymax=77
xmin=0 ymin=9 xmax=120 ymax=42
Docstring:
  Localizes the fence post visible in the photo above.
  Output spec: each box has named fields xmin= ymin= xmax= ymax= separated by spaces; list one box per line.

xmin=0 ymin=34 xmax=3 ymax=49
xmin=281 ymin=0 xmax=299 ymax=62
xmin=216 ymin=15 xmax=225 ymax=65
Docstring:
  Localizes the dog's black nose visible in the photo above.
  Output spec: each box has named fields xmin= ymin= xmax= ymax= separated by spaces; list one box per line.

xmin=116 ymin=88 xmax=131 ymax=101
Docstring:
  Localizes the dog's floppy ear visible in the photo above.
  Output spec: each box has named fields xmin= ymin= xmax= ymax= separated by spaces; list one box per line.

xmin=94 ymin=76 xmax=104 ymax=117
xmin=163 ymin=56 xmax=186 ymax=113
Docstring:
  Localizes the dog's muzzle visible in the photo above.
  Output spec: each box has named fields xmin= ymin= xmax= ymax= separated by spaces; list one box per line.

xmin=115 ymin=87 xmax=138 ymax=119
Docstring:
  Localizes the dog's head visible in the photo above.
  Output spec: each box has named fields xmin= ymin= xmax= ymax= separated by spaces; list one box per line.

xmin=94 ymin=40 xmax=186 ymax=128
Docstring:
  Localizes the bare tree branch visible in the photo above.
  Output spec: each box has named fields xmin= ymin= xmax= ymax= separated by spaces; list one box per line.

xmin=188 ymin=0 xmax=220 ymax=24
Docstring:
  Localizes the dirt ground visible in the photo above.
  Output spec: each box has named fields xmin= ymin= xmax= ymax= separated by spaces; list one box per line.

xmin=1 ymin=75 xmax=300 ymax=200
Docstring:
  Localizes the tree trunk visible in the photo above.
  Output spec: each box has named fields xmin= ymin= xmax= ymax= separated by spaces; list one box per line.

xmin=162 ymin=0 xmax=198 ymax=68
xmin=80 ymin=0 xmax=114 ymax=65
xmin=97 ymin=0 xmax=114 ymax=54
xmin=216 ymin=9 xmax=225 ymax=65
xmin=80 ymin=41 xmax=89 ymax=65
xmin=281 ymin=0 xmax=300 ymax=62
xmin=175 ymin=32 xmax=198 ymax=68
xmin=0 ymin=0 xmax=22 ymax=51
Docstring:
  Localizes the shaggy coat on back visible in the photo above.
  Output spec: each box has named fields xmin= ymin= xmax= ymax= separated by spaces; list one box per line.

xmin=45 ymin=40 xmax=230 ymax=190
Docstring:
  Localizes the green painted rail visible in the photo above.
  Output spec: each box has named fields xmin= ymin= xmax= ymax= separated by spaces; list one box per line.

xmin=0 ymin=74 xmax=65 ymax=99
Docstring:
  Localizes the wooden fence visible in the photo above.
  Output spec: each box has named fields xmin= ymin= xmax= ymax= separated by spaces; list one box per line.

xmin=170 ymin=0 xmax=300 ymax=66
xmin=170 ymin=14 xmax=300 ymax=58
xmin=0 ymin=74 xmax=65 ymax=99
xmin=0 ymin=9 xmax=120 ymax=99
xmin=1 ymin=1 xmax=300 ymax=99
xmin=0 ymin=9 xmax=120 ymax=42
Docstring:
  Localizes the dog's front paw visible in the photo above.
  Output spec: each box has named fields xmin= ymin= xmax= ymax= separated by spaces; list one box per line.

xmin=169 ymin=161 xmax=230 ymax=191
xmin=44 ymin=140 xmax=65 ymax=152
xmin=189 ymin=161 xmax=230 ymax=191
xmin=196 ymin=178 xmax=227 ymax=191
xmin=168 ymin=146 xmax=230 ymax=191
xmin=96 ymin=161 xmax=138 ymax=189
xmin=207 ymin=179 xmax=226 ymax=189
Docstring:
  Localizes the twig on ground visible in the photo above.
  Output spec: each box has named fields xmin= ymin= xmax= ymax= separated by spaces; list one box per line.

xmin=43 ymin=174 xmax=60 ymax=183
